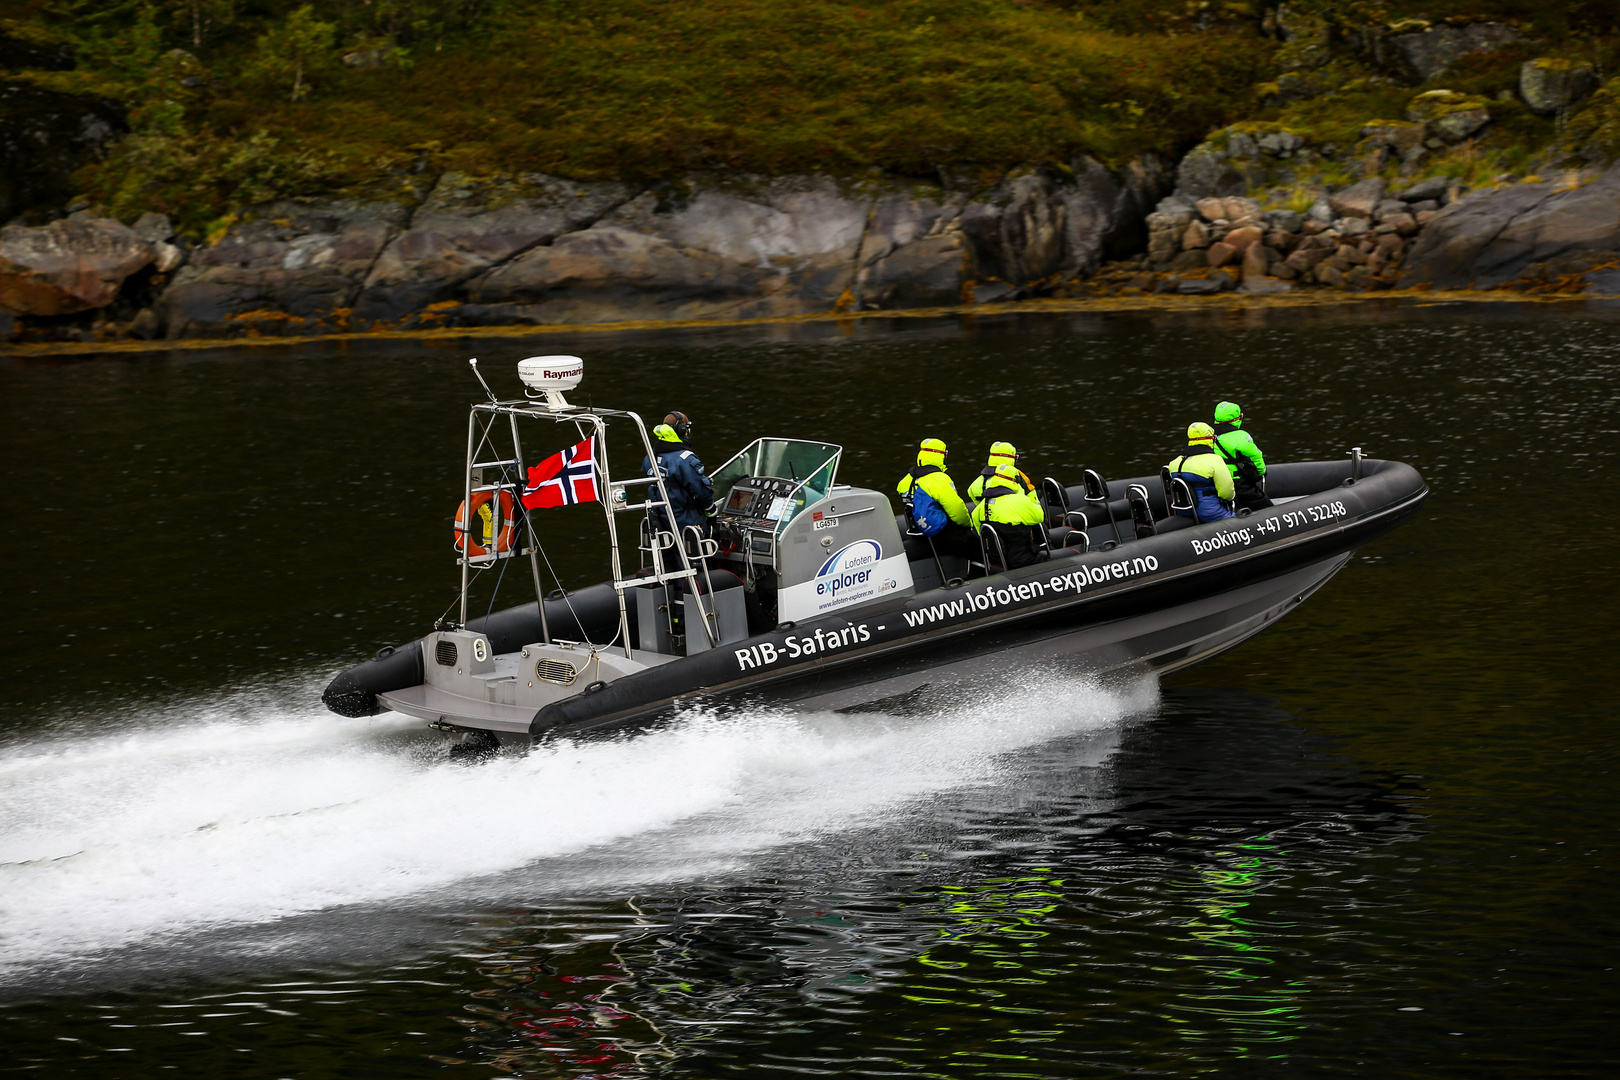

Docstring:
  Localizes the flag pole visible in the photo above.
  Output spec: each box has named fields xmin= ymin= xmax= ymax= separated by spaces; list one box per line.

xmin=508 ymin=409 xmax=550 ymax=645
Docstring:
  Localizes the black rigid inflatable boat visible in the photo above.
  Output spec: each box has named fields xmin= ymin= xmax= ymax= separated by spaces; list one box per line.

xmin=322 ymin=357 xmax=1427 ymax=748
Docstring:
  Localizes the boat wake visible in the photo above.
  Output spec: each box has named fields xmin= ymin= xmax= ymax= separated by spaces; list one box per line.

xmin=0 ymin=671 xmax=1153 ymax=982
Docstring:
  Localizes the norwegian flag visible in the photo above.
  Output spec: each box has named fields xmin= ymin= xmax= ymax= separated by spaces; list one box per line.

xmin=521 ymin=436 xmax=600 ymax=509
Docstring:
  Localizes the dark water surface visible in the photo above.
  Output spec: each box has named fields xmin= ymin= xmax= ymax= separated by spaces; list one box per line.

xmin=1 ymin=303 xmax=1616 ymax=1077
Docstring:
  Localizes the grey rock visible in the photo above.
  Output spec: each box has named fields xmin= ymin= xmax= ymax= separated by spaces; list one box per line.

xmin=1241 ymin=274 xmax=1293 ymax=294
xmin=1263 ymin=209 xmax=1305 ymax=233
xmin=1221 ymin=196 xmax=1262 ymax=223
xmin=957 ymin=170 xmax=1068 ymax=284
xmin=1151 ymin=194 xmax=1197 ymax=220
xmin=0 ymin=308 xmax=15 ymax=341
xmin=1396 ymin=177 xmax=1450 ymax=203
xmin=1520 ymin=59 xmax=1598 ymax=117
xmin=1228 ymin=132 xmax=1259 ymax=159
xmin=1091 ymin=153 xmax=1174 ymax=265
xmin=0 ymin=217 xmax=153 ymax=315
xmin=1147 ymin=230 xmax=1180 ymax=265
xmin=864 ymin=233 xmax=977 ymax=309
xmin=158 ymin=199 xmax=407 ymax=337
xmin=1177 ymin=276 xmax=1224 ymax=295
xmin=1308 ymin=199 xmax=1335 ymax=223
xmin=1329 ymin=178 xmax=1387 ymax=219
xmin=1171 ymin=249 xmax=1211 ymax=272
xmin=131 ymin=212 xmax=174 ymax=245
xmin=143 ymin=161 xmax=1170 ymax=337
xmin=1387 ymin=22 xmax=1522 ymax=82
xmin=152 ymin=241 xmax=185 ymax=274
xmin=1256 ymin=131 xmax=1305 ymax=157
xmin=1338 ymin=217 xmax=1373 ymax=237
xmin=1177 ymin=146 xmax=1245 ymax=199
xmin=128 ymin=307 xmax=160 ymax=339
xmin=1145 ymin=206 xmax=1193 ymax=233
xmin=1433 ymin=108 xmax=1490 ymax=143
xmin=1379 ymin=213 xmax=1418 ymax=235
xmin=1396 ymin=169 xmax=1620 ymax=289
xmin=356 ymin=172 xmax=641 ymax=323
xmin=1374 ymin=199 xmax=1409 ymax=221
xmin=1285 ymin=247 xmax=1329 ymax=273
xmin=466 ymin=225 xmax=780 ymax=323
xmin=971 ymin=280 xmax=1018 ymax=304
xmin=1585 ymin=268 xmax=1620 ymax=295
xmin=1360 ymin=121 xmax=1426 ymax=161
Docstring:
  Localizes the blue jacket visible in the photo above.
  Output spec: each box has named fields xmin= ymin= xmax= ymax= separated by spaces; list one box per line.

xmin=1167 ymin=445 xmax=1236 ymax=522
xmin=643 ymin=442 xmax=714 ymax=534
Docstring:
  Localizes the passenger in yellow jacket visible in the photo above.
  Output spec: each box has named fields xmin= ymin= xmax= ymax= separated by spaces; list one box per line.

xmin=1166 ymin=422 xmax=1236 ymax=522
xmin=967 ymin=441 xmax=1036 ymax=501
xmin=970 ymin=463 xmax=1047 ymax=568
xmin=897 ymin=438 xmax=979 ymax=559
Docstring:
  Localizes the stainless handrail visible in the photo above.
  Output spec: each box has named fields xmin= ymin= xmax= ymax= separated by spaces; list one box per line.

xmin=1083 ymin=468 xmax=1123 ymax=547
xmin=457 ymin=398 xmax=706 ymax=660
xmin=979 ymin=524 xmax=1009 ymax=574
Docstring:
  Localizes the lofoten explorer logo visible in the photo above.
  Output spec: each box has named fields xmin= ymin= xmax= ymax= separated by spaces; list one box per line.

xmin=815 ymin=539 xmax=882 ymax=599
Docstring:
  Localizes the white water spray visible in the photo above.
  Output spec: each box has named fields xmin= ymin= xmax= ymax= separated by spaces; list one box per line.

xmin=0 ymin=673 xmax=1154 ymax=978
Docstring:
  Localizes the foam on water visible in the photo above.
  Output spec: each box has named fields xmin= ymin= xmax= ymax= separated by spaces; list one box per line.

xmin=0 ymin=673 xmax=1154 ymax=978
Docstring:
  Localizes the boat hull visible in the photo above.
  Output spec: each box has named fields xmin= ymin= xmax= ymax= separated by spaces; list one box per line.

xmin=323 ymin=457 xmax=1426 ymax=742
xmin=528 ymin=459 xmax=1424 ymax=739
xmin=776 ymin=552 xmax=1350 ymax=714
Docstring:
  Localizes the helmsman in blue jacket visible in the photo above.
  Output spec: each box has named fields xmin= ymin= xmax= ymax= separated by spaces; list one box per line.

xmin=642 ymin=411 xmax=714 ymax=537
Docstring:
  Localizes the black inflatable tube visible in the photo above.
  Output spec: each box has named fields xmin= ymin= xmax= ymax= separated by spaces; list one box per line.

xmin=530 ymin=459 xmax=1424 ymax=739
xmin=319 ymin=568 xmax=754 ymax=718
xmin=320 ymin=580 xmax=635 ymax=718
xmin=321 ymin=644 xmax=424 ymax=718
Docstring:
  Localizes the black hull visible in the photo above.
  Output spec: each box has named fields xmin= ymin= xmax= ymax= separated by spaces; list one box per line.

xmin=322 ymin=458 xmax=1426 ymax=740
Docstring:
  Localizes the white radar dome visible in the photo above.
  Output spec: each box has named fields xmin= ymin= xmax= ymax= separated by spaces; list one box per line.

xmin=517 ymin=355 xmax=584 ymax=410
xmin=517 ymin=355 xmax=584 ymax=392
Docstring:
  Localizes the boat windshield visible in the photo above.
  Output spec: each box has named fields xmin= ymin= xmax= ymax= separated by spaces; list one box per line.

xmin=711 ymin=437 xmax=841 ymax=531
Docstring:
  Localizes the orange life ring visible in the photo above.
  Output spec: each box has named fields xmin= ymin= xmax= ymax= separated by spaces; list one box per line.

xmin=454 ymin=490 xmax=518 ymax=557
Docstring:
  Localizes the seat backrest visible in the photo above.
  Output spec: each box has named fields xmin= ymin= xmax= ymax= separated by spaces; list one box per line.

xmin=1169 ymin=476 xmax=1201 ymax=523
xmin=1127 ymin=484 xmax=1156 ymax=539
xmin=1082 ymin=468 xmax=1109 ymax=504
xmin=1048 ymin=524 xmax=1089 ymax=553
xmin=1040 ymin=476 xmax=1068 ymax=509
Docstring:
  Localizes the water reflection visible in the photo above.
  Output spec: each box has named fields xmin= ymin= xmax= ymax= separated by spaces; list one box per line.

xmin=412 ymin=689 xmax=1422 ymax=1077
xmin=3 ymin=304 xmax=1615 ymax=1079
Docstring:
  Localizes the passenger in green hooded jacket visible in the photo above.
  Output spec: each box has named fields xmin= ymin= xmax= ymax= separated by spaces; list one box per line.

xmin=1212 ymin=400 xmax=1272 ymax=511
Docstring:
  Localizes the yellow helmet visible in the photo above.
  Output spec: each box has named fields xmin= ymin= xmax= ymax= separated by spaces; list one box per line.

xmin=917 ymin=437 xmax=947 ymax=467
xmin=1187 ymin=422 xmax=1216 ymax=444
xmin=993 ymin=463 xmax=1023 ymax=481
xmin=987 ymin=441 xmax=1018 ymax=465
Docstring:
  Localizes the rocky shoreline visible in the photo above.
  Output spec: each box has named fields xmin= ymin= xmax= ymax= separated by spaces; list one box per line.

xmin=7 ymin=161 xmax=1620 ymax=349
xmin=6 ymin=49 xmax=1620 ymax=346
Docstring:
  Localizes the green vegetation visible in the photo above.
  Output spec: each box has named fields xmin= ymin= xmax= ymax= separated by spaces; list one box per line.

xmin=8 ymin=0 xmax=1278 ymax=222
xmin=3 ymin=0 xmax=1620 ymax=228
